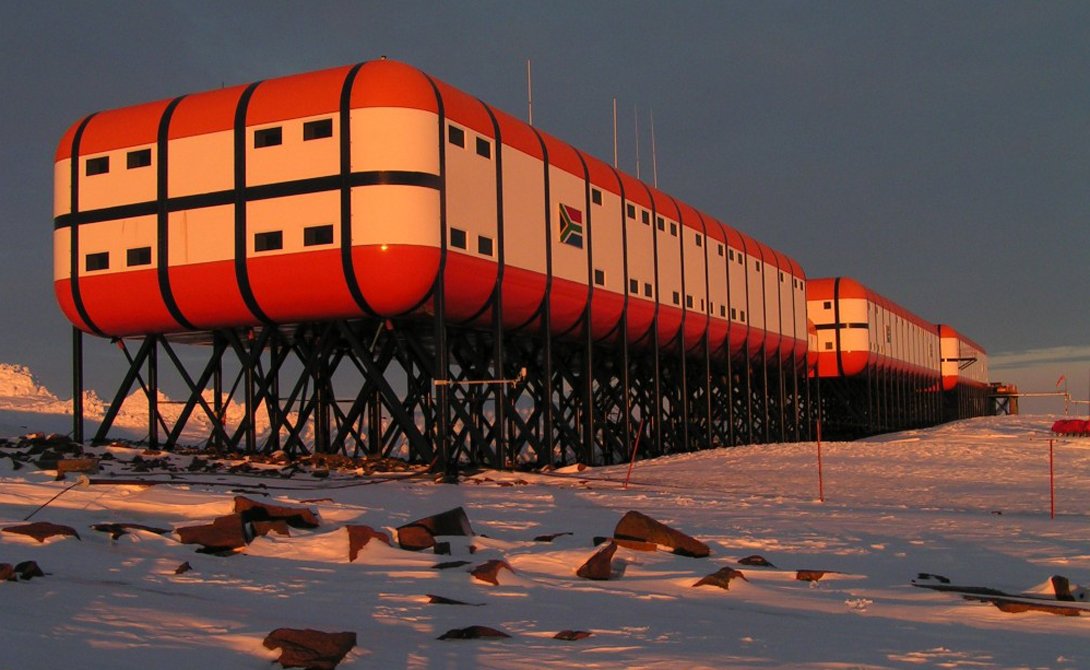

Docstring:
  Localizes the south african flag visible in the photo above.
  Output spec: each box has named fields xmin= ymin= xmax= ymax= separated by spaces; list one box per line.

xmin=559 ymin=203 xmax=583 ymax=248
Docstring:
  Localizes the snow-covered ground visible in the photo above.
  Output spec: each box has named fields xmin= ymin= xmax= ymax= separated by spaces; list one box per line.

xmin=3 ymin=411 xmax=1090 ymax=668
xmin=2 ymin=362 xmax=1089 ymax=668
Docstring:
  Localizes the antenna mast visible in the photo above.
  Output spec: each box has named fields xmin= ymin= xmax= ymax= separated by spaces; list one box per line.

xmin=650 ymin=108 xmax=658 ymax=188
xmin=526 ymin=59 xmax=533 ymax=126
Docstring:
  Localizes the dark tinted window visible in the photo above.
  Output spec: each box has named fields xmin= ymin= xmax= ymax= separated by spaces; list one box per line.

xmin=450 ymin=227 xmax=466 ymax=249
xmin=254 ymin=127 xmax=282 ymax=148
xmin=86 ymin=157 xmax=109 ymax=176
xmin=303 ymin=118 xmax=334 ymax=141
xmin=303 ymin=224 xmax=334 ymax=246
xmin=591 ymin=189 xmax=602 ymax=205
xmin=475 ymin=137 xmax=491 ymax=158
xmin=126 ymin=149 xmax=151 ymax=169
xmin=254 ymin=231 xmax=283 ymax=252
xmin=594 ymin=269 xmax=605 ymax=286
xmin=448 ymin=125 xmax=465 ymax=147
xmin=85 ymin=252 xmax=109 ymax=271
xmin=126 ymin=247 xmax=151 ymax=266
xmin=478 ymin=235 xmax=493 ymax=256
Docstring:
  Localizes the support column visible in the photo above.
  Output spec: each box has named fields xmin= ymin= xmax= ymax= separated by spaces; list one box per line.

xmin=72 ymin=327 xmax=84 ymax=443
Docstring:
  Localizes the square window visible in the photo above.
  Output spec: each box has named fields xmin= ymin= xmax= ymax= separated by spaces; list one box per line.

xmin=642 ymin=210 xmax=650 ymax=225
xmin=254 ymin=127 xmax=282 ymax=148
xmin=594 ymin=269 xmax=605 ymax=286
xmin=657 ymin=217 xmax=665 ymax=231
xmin=448 ymin=125 xmax=465 ymax=147
xmin=720 ymin=305 xmax=726 ymax=317
xmin=626 ymin=203 xmax=635 ymax=219
xmin=701 ymin=299 xmax=705 ymax=311
xmin=696 ymin=235 xmax=702 ymax=247
xmin=644 ymin=282 xmax=652 ymax=297
xmin=755 ymin=261 xmax=761 ymax=272
xmin=85 ymin=251 xmax=109 ymax=272
xmin=793 ymin=278 xmax=798 ymax=288
xmin=449 ymin=227 xmax=467 ymax=249
xmin=86 ymin=156 xmax=109 ymax=176
xmin=718 ymin=244 xmax=724 ymax=257
xmin=825 ymin=342 xmax=834 ymax=350
xmin=686 ymin=295 xmax=693 ymax=308
xmin=728 ymin=249 xmax=734 ymax=261
xmin=731 ymin=307 xmax=737 ymax=319
xmin=740 ymin=310 xmax=746 ymax=322
xmin=672 ymin=291 xmax=680 ymax=305
xmin=629 ymin=278 xmax=639 ymax=294
xmin=303 ymin=118 xmax=334 ymax=141
xmin=475 ymin=136 xmax=491 ymax=158
xmin=823 ymin=301 xmax=832 ymax=309
xmin=254 ymin=231 xmax=283 ymax=252
xmin=779 ymin=271 xmax=784 ymax=281
xmin=303 ymin=224 xmax=334 ymax=246
xmin=478 ymin=235 xmax=494 ymax=256
xmin=670 ymin=222 xmax=677 ymax=237
xmin=591 ymin=188 xmax=602 ymax=205
xmin=126 ymin=246 xmax=151 ymax=266
xmin=738 ymin=255 xmax=743 ymax=265
xmin=126 ymin=149 xmax=151 ymax=169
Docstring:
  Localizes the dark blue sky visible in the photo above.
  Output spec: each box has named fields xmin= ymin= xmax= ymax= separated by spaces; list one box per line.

xmin=1 ymin=1 xmax=1087 ymax=408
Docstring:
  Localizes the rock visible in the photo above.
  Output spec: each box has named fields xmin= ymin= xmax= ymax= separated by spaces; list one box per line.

xmin=233 ymin=496 xmax=320 ymax=529
xmin=1052 ymin=575 xmax=1075 ymax=601
xmin=433 ymin=541 xmax=451 ymax=555
xmin=534 ymin=532 xmax=572 ymax=542
xmin=396 ymin=525 xmax=436 ymax=552
xmin=989 ymin=600 xmax=1082 ymax=616
xmin=0 ymin=564 xmax=13 ymax=581
xmin=177 ymin=514 xmax=248 ymax=552
xmin=2 ymin=521 xmax=81 ymax=543
xmin=397 ymin=507 xmax=473 ymax=551
xmin=470 ymin=559 xmax=514 ymax=585
xmin=263 ymin=628 xmax=357 ymax=669
xmin=175 ymin=562 xmax=192 ymax=575
xmin=796 ymin=570 xmax=835 ymax=582
xmin=693 ymin=567 xmax=748 ymax=590
xmin=432 ymin=560 xmax=472 ymax=570
xmin=347 ymin=525 xmax=391 ymax=561
xmin=916 ymin=573 xmax=951 ymax=584
xmin=613 ymin=511 xmax=709 ymax=558
xmin=91 ymin=523 xmax=171 ymax=540
xmin=252 ymin=520 xmax=292 ymax=538
xmin=577 ymin=542 xmax=617 ymax=580
xmin=427 ymin=594 xmax=484 ymax=606
xmin=437 ymin=625 xmax=510 ymax=640
xmin=554 ymin=630 xmax=592 ymax=641
xmin=14 ymin=561 xmax=44 ymax=580
xmin=738 ymin=555 xmax=776 ymax=568
xmin=56 ymin=458 xmax=99 ymax=476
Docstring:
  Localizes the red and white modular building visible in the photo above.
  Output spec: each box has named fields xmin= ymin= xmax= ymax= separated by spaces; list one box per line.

xmin=54 ymin=59 xmax=807 ymax=367
xmin=939 ymin=325 xmax=990 ymax=417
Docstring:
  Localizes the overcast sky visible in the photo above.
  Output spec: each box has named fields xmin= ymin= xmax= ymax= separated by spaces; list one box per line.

xmin=1 ymin=1 xmax=1087 ymax=413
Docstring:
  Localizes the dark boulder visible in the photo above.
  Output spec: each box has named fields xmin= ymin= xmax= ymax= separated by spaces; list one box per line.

xmin=738 ymin=555 xmax=776 ymax=568
xmin=347 ymin=525 xmax=391 ymax=562
xmin=693 ymin=567 xmax=748 ymax=590
xmin=263 ymin=628 xmax=357 ymax=669
xmin=2 ymin=522 xmax=81 ymax=543
xmin=613 ymin=511 xmax=709 ymax=558
xmin=577 ymin=542 xmax=617 ymax=580
xmin=397 ymin=507 xmax=474 ymax=551
xmin=233 ymin=496 xmax=320 ymax=529
xmin=177 ymin=514 xmax=248 ymax=552
xmin=91 ymin=523 xmax=171 ymax=540
xmin=554 ymin=630 xmax=592 ymax=641
xmin=437 ymin=625 xmax=510 ymax=640
xmin=470 ymin=559 xmax=514 ymax=585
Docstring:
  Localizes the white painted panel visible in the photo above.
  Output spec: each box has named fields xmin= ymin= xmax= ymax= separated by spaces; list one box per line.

xmin=625 ymin=204 xmax=655 ymax=300
xmin=246 ymin=191 xmax=340 ymax=257
xmin=657 ymin=218 xmax=681 ymax=308
xmin=549 ymin=165 xmax=587 ymax=284
xmin=727 ymin=247 xmax=745 ymax=323
xmin=168 ymin=205 xmax=233 ymax=266
xmin=501 ymin=147 xmax=546 ymax=275
xmin=352 ymin=185 xmax=440 ymax=248
xmin=247 ymin=114 xmax=339 ymax=187
xmin=445 ymin=124 xmax=497 ymax=260
xmin=169 ymin=131 xmax=233 ymax=197
xmin=590 ymin=188 xmax=624 ymax=294
xmin=351 ymin=107 xmax=439 ymax=174
xmin=55 ymin=159 xmax=71 ymax=216
xmin=745 ymin=255 xmax=765 ymax=331
xmin=77 ymin=216 xmax=156 ymax=277
xmin=80 ymin=147 xmax=157 ymax=211
xmin=54 ymin=228 xmax=71 ymax=281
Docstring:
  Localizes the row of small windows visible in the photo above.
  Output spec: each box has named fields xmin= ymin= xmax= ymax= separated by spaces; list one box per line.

xmin=84 ymin=246 xmax=152 ymax=272
xmin=85 ymin=148 xmax=152 ymax=176
xmin=254 ymin=118 xmax=334 ymax=149
xmin=447 ymin=125 xmax=492 ymax=159
xmin=254 ymin=224 xmax=335 ymax=252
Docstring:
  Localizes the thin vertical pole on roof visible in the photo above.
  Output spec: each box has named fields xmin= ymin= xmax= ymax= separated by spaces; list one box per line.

xmin=650 ymin=108 xmax=658 ymax=188
xmin=526 ymin=59 xmax=533 ymax=126
xmin=72 ymin=327 xmax=84 ymax=444
xmin=612 ymin=98 xmax=618 ymax=168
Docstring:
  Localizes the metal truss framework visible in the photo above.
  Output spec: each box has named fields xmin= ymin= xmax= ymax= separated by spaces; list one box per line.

xmin=815 ymin=369 xmax=943 ymax=441
xmin=71 ymin=315 xmax=814 ymax=470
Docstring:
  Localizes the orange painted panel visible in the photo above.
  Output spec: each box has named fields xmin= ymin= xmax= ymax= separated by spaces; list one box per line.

xmin=355 ymin=244 xmax=440 ymax=317
xmin=248 ymin=248 xmax=361 ymax=323
xmin=79 ymin=99 xmax=172 ymax=156
xmin=248 ymin=65 xmax=351 ymax=126
xmin=590 ymin=291 xmax=625 ymax=341
xmin=169 ymin=85 xmax=248 ymax=140
xmin=351 ymin=61 xmax=439 ymax=113
xmin=501 ymin=266 xmax=545 ymax=329
xmin=53 ymin=279 xmax=91 ymax=332
xmin=549 ymin=276 xmax=589 ymax=334
xmin=443 ymin=253 xmax=498 ymax=323
xmin=169 ymin=261 xmax=253 ymax=331
xmin=79 ymin=269 xmax=181 ymax=336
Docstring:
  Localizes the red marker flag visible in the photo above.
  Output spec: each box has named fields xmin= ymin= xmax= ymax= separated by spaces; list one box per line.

xmin=1057 ymin=375 xmax=1067 ymax=388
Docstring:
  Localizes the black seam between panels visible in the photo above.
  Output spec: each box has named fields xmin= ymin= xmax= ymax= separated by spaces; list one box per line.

xmin=53 ymin=171 xmax=442 ymax=229
xmin=233 ymin=81 xmax=272 ymax=324
xmin=157 ymin=95 xmax=196 ymax=330
xmin=68 ymin=113 xmax=107 ymax=337
xmin=834 ymin=277 xmax=844 ymax=377
xmin=338 ymin=62 xmax=374 ymax=317
xmin=415 ymin=73 xmax=447 ymax=317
